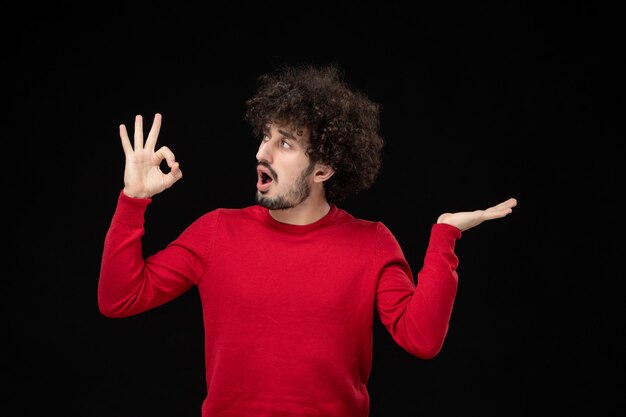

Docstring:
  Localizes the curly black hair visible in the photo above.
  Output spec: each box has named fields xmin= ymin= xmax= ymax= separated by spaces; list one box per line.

xmin=244 ymin=64 xmax=384 ymax=203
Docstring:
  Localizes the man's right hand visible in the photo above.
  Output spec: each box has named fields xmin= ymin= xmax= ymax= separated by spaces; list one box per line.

xmin=119 ymin=113 xmax=183 ymax=198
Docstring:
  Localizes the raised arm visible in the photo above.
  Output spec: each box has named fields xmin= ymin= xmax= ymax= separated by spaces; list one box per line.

xmin=98 ymin=114 xmax=198 ymax=318
xmin=375 ymin=198 xmax=517 ymax=358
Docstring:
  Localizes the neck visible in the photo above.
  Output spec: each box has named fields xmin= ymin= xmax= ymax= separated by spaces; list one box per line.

xmin=269 ymin=192 xmax=331 ymax=226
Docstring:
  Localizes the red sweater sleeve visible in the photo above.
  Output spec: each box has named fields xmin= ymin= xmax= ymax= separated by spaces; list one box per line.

xmin=375 ymin=222 xmax=461 ymax=358
xmin=97 ymin=191 xmax=215 ymax=318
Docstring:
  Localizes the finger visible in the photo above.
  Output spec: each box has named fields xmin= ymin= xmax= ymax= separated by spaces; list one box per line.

xmin=486 ymin=198 xmax=517 ymax=213
xmin=484 ymin=203 xmax=515 ymax=219
xmin=495 ymin=198 xmax=517 ymax=216
xmin=168 ymin=162 xmax=183 ymax=181
xmin=154 ymin=145 xmax=177 ymax=167
xmin=145 ymin=113 xmax=162 ymax=151
xmin=497 ymin=197 xmax=517 ymax=209
xmin=134 ymin=114 xmax=144 ymax=150
xmin=162 ymin=162 xmax=183 ymax=190
xmin=119 ymin=124 xmax=134 ymax=155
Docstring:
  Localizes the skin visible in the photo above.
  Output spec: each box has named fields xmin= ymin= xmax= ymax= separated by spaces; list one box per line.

xmin=119 ymin=113 xmax=517 ymax=229
xmin=254 ymin=122 xmax=335 ymax=225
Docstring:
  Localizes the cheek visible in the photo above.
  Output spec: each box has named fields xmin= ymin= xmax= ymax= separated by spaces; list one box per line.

xmin=282 ymin=169 xmax=300 ymax=185
xmin=284 ymin=159 xmax=308 ymax=178
xmin=277 ymin=153 xmax=311 ymax=183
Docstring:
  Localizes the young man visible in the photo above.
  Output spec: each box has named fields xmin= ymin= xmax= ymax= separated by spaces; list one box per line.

xmin=98 ymin=64 xmax=516 ymax=417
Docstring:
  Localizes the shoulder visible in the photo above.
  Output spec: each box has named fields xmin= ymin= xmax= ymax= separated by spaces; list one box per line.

xmin=337 ymin=207 xmax=401 ymax=245
xmin=334 ymin=209 xmax=405 ymax=260
xmin=194 ymin=205 xmax=260 ymax=224
xmin=193 ymin=206 xmax=271 ymax=234
xmin=178 ymin=206 xmax=260 ymax=239
xmin=333 ymin=206 xmax=388 ymax=237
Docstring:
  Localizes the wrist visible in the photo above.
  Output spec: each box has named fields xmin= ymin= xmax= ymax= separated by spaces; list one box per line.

xmin=122 ymin=188 xmax=151 ymax=199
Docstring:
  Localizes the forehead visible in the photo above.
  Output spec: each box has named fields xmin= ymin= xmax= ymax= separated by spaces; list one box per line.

xmin=265 ymin=121 xmax=309 ymax=141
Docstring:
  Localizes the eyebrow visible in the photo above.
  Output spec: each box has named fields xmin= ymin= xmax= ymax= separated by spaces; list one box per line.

xmin=262 ymin=124 xmax=302 ymax=142
xmin=278 ymin=128 xmax=299 ymax=141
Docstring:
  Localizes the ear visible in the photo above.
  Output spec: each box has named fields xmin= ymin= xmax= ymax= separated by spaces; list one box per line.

xmin=312 ymin=163 xmax=335 ymax=183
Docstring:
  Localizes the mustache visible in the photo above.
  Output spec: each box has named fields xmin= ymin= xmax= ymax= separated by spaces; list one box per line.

xmin=257 ymin=161 xmax=278 ymax=181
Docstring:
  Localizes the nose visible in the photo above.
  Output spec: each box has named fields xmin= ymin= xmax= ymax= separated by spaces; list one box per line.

xmin=255 ymin=139 xmax=272 ymax=164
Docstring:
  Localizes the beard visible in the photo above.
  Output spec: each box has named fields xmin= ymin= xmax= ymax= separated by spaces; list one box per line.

xmin=256 ymin=161 xmax=315 ymax=210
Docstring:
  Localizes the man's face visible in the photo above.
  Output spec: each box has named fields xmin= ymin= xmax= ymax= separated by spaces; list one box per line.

xmin=255 ymin=122 xmax=315 ymax=210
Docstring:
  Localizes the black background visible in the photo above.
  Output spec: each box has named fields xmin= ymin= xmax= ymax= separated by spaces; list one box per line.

xmin=7 ymin=2 xmax=623 ymax=416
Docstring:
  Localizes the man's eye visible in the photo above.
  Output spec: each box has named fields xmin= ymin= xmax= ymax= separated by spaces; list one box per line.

xmin=280 ymin=140 xmax=291 ymax=148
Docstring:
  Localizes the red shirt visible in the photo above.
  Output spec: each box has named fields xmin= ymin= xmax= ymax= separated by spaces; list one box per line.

xmin=99 ymin=191 xmax=461 ymax=417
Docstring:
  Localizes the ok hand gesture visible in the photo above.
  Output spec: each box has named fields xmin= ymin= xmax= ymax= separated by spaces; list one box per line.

xmin=119 ymin=113 xmax=183 ymax=198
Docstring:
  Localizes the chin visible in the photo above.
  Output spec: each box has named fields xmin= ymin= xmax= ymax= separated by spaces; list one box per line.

xmin=256 ymin=193 xmax=295 ymax=210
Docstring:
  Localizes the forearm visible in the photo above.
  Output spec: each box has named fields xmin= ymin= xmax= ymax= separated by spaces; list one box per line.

xmin=97 ymin=192 xmax=155 ymax=317
xmin=397 ymin=249 xmax=459 ymax=358
xmin=98 ymin=191 xmax=212 ymax=317
xmin=376 ymin=223 xmax=461 ymax=358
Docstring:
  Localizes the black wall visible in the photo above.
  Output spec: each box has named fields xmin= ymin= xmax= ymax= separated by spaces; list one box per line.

xmin=7 ymin=2 xmax=622 ymax=416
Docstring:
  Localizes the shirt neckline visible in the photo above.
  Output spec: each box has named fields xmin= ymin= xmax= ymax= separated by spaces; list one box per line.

xmin=258 ymin=204 xmax=338 ymax=234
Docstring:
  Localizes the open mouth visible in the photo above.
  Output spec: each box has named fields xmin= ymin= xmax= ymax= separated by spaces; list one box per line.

xmin=260 ymin=172 xmax=272 ymax=184
xmin=257 ymin=165 xmax=274 ymax=191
